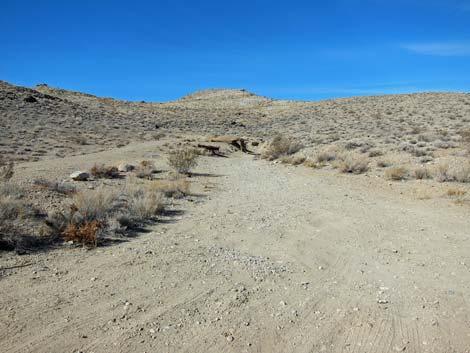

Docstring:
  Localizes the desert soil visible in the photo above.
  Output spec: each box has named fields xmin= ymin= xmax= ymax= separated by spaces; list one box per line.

xmin=1 ymin=146 xmax=469 ymax=353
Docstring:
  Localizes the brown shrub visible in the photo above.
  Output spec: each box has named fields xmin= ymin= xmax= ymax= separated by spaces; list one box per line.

xmin=90 ymin=164 xmax=120 ymax=179
xmin=62 ymin=220 xmax=101 ymax=248
xmin=385 ymin=166 xmax=409 ymax=181
xmin=261 ymin=135 xmax=303 ymax=160
xmin=167 ymin=148 xmax=199 ymax=174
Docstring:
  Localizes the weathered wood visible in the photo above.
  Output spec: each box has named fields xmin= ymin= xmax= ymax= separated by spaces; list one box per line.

xmin=197 ymin=144 xmax=221 ymax=155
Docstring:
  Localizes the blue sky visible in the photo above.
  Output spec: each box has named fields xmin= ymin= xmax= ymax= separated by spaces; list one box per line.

xmin=1 ymin=0 xmax=470 ymax=101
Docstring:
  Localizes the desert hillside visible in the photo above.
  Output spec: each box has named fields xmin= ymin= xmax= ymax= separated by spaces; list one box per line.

xmin=1 ymin=80 xmax=470 ymax=353
xmin=2 ymin=80 xmax=469 ymax=163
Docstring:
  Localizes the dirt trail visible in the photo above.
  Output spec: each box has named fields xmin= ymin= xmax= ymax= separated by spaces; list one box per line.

xmin=1 ymin=152 xmax=470 ymax=353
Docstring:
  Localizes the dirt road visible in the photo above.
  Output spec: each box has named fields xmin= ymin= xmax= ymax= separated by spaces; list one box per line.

xmin=1 ymin=153 xmax=470 ymax=353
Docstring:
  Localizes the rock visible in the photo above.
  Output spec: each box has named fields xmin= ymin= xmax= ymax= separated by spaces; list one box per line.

xmin=70 ymin=171 xmax=89 ymax=181
xmin=118 ymin=163 xmax=135 ymax=172
xmin=24 ymin=95 xmax=37 ymax=103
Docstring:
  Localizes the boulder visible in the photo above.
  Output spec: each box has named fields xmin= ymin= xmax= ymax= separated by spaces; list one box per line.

xmin=70 ymin=171 xmax=90 ymax=181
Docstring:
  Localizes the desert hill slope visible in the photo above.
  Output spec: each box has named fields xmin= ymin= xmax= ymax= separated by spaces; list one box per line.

xmin=1 ymin=80 xmax=470 ymax=163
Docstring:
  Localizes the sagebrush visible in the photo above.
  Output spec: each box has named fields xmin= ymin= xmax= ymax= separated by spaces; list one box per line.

xmin=167 ymin=148 xmax=199 ymax=174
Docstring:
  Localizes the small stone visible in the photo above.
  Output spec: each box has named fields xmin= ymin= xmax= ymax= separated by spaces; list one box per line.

xmin=377 ymin=299 xmax=389 ymax=304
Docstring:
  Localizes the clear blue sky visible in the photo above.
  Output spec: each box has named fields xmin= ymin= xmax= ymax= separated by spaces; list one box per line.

xmin=1 ymin=0 xmax=470 ymax=101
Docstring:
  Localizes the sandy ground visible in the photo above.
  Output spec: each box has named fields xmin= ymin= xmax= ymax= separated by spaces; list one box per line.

xmin=1 ymin=146 xmax=470 ymax=353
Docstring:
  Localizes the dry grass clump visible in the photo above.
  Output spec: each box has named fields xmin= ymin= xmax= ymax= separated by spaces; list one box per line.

xmin=368 ymin=149 xmax=384 ymax=157
xmin=0 ymin=196 xmax=26 ymax=250
xmin=135 ymin=160 xmax=156 ymax=179
xmin=452 ymin=161 xmax=470 ymax=183
xmin=150 ymin=179 xmax=190 ymax=198
xmin=261 ymin=134 xmax=303 ymax=160
xmin=34 ymin=178 xmax=77 ymax=195
xmin=413 ymin=166 xmax=431 ymax=180
xmin=459 ymin=129 xmax=470 ymax=153
xmin=90 ymin=163 xmax=120 ymax=179
xmin=385 ymin=166 xmax=409 ymax=181
xmin=0 ymin=160 xmax=32 ymax=251
xmin=336 ymin=152 xmax=369 ymax=174
xmin=377 ymin=160 xmax=392 ymax=168
xmin=167 ymin=148 xmax=199 ymax=174
xmin=447 ymin=188 xmax=466 ymax=197
xmin=435 ymin=163 xmax=451 ymax=182
xmin=315 ymin=147 xmax=339 ymax=163
xmin=0 ymin=157 xmax=14 ymax=182
xmin=280 ymin=153 xmax=306 ymax=166
xmin=124 ymin=184 xmax=165 ymax=220
xmin=434 ymin=161 xmax=470 ymax=183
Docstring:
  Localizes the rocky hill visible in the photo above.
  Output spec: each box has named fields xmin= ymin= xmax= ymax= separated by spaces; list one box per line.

xmin=1 ymin=80 xmax=470 ymax=162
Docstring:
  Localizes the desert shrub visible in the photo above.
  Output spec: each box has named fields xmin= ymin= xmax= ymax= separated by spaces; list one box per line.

xmin=280 ymin=153 xmax=306 ymax=166
xmin=90 ymin=164 xmax=120 ymax=179
xmin=452 ymin=161 xmax=470 ymax=183
xmin=0 ymin=157 xmax=14 ymax=182
xmin=72 ymin=188 xmax=119 ymax=223
xmin=125 ymin=186 xmax=164 ymax=220
xmin=315 ymin=147 xmax=339 ymax=163
xmin=62 ymin=220 xmax=101 ymax=248
xmin=368 ymin=149 xmax=384 ymax=157
xmin=150 ymin=179 xmax=190 ymax=199
xmin=302 ymin=159 xmax=318 ymax=168
xmin=413 ymin=166 xmax=431 ymax=180
xmin=459 ymin=129 xmax=470 ymax=153
xmin=45 ymin=188 xmax=119 ymax=248
xmin=385 ymin=166 xmax=409 ymax=181
xmin=34 ymin=178 xmax=77 ymax=195
xmin=435 ymin=163 xmax=451 ymax=182
xmin=167 ymin=148 xmax=199 ymax=174
xmin=377 ymin=160 xmax=392 ymax=168
xmin=434 ymin=161 xmax=470 ymax=183
xmin=135 ymin=160 xmax=156 ymax=179
xmin=447 ymin=188 xmax=466 ymax=197
xmin=0 ymin=161 xmax=32 ymax=251
xmin=336 ymin=152 xmax=369 ymax=174
xmin=261 ymin=134 xmax=303 ymax=160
